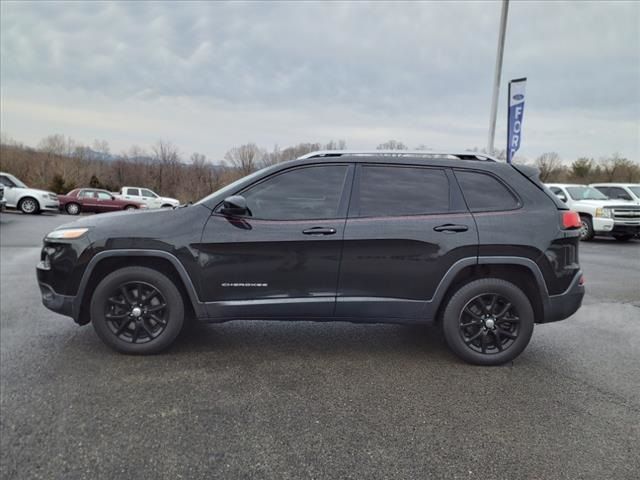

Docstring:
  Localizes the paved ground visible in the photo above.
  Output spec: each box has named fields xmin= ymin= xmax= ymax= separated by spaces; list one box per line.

xmin=1 ymin=211 xmax=639 ymax=480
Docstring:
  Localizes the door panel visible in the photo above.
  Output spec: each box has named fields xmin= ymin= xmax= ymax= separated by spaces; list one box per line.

xmin=197 ymin=163 xmax=353 ymax=319
xmin=335 ymin=165 xmax=478 ymax=320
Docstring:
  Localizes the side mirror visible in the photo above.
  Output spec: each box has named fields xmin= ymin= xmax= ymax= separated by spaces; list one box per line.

xmin=221 ymin=195 xmax=248 ymax=216
xmin=556 ymin=193 xmax=567 ymax=203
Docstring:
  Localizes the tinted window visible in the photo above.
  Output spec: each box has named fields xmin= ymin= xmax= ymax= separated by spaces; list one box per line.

xmin=242 ymin=165 xmax=348 ymax=220
xmin=127 ymin=188 xmax=140 ymax=196
xmin=607 ymin=187 xmax=632 ymax=200
xmin=0 ymin=176 xmax=16 ymax=187
xmin=96 ymin=192 xmax=112 ymax=200
xmin=456 ymin=170 xmax=519 ymax=211
xmin=356 ymin=166 xmax=449 ymax=217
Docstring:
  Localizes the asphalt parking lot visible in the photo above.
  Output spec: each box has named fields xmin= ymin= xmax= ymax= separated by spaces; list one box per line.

xmin=1 ymin=211 xmax=639 ymax=480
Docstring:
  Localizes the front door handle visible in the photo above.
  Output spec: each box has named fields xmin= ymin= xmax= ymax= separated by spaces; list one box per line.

xmin=433 ymin=224 xmax=469 ymax=233
xmin=302 ymin=227 xmax=337 ymax=236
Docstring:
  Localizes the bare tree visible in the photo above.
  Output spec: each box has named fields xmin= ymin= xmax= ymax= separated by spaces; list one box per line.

xmin=535 ymin=152 xmax=562 ymax=181
xmin=224 ymin=143 xmax=265 ymax=175
xmin=377 ymin=140 xmax=408 ymax=150
xmin=152 ymin=140 xmax=182 ymax=195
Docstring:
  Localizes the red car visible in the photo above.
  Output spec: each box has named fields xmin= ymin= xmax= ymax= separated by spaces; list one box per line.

xmin=58 ymin=188 xmax=145 ymax=215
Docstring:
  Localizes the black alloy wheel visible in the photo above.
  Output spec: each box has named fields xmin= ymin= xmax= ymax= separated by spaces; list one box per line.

xmin=458 ymin=293 xmax=520 ymax=354
xmin=91 ymin=266 xmax=184 ymax=354
xmin=105 ymin=281 xmax=168 ymax=344
xmin=442 ymin=278 xmax=534 ymax=365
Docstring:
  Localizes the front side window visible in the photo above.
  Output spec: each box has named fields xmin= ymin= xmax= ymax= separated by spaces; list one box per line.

xmin=241 ymin=165 xmax=348 ymax=220
xmin=96 ymin=192 xmax=112 ymax=200
xmin=566 ymin=186 xmax=607 ymax=201
xmin=0 ymin=176 xmax=16 ymax=187
xmin=628 ymin=186 xmax=640 ymax=198
xmin=141 ymin=189 xmax=157 ymax=198
xmin=607 ymin=187 xmax=632 ymax=200
xmin=455 ymin=170 xmax=520 ymax=211
xmin=355 ymin=166 xmax=449 ymax=217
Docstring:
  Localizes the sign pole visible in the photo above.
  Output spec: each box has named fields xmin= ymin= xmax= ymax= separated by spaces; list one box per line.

xmin=487 ymin=0 xmax=509 ymax=156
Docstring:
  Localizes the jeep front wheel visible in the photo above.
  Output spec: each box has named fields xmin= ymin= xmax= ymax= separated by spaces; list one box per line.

xmin=442 ymin=278 xmax=534 ymax=366
xmin=90 ymin=266 xmax=184 ymax=354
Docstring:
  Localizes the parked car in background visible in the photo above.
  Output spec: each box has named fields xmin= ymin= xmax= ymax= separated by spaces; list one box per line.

xmin=0 ymin=172 xmax=60 ymax=214
xmin=546 ymin=183 xmax=640 ymax=241
xmin=113 ymin=187 xmax=180 ymax=209
xmin=590 ymin=183 xmax=640 ymax=205
xmin=58 ymin=189 xmax=146 ymax=215
xmin=38 ymin=150 xmax=585 ymax=365
xmin=0 ymin=184 xmax=6 ymax=212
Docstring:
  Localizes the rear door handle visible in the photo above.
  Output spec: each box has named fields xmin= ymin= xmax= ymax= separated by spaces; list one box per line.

xmin=433 ymin=224 xmax=469 ymax=233
xmin=302 ymin=227 xmax=337 ymax=236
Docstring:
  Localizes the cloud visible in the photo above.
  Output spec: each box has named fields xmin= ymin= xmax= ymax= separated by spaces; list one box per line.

xmin=1 ymin=0 xmax=639 ymax=160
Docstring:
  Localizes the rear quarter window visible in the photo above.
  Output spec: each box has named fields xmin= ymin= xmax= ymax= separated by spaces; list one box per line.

xmin=455 ymin=170 xmax=520 ymax=212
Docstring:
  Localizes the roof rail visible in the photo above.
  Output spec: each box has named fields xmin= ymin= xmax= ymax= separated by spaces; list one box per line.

xmin=297 ymin=150 xmax=498 ymax=162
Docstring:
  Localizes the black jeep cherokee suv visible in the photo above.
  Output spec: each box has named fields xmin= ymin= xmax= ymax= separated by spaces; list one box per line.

xmin=37 ymin=151 xmax=584 ymax=365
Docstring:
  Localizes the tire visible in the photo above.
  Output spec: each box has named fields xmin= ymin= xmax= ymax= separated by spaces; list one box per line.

xmin=18 ymin=197 xmax=40 ymax=214
xmin=441 ymin=278 xmax=535 ymax=366
xmin=579 ymin=215 xmax=595 ymax=241
xmin=65 ymin=203 xmax=81 ymax=215
xmin=124 ymin=205 xmax=137 ymax=211
xmin=161 ymin=204 xmax=173 ymax=208
xmin=90 ymin=266 xmax=184 ymax=354
xmin=613 ymin=234 xmax=633 ymax=242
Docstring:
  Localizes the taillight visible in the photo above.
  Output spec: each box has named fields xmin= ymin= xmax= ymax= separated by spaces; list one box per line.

xmin=562 ymin=211 xmax=581 ymax=229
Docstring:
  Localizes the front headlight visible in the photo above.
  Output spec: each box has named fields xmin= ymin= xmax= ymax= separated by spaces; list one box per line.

xmin=46 ymin=228 xmax=89 ymax=240
xmin=595 ymin=207 xmax=613 ymax=218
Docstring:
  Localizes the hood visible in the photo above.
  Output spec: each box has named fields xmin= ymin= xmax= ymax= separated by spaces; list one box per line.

xmin=571 ymin=199 xmax=639 ymax=208
xmin=53 ymin=203 xmax=211 ymax=240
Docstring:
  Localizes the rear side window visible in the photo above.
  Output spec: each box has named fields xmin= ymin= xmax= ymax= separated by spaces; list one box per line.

xmin=355 ymin=166 xmax=449 ymax=217
xmin=127 ymin=188 xmax=140 ymax=196
xmin=455 ymin=170 xmax=520 ymax=212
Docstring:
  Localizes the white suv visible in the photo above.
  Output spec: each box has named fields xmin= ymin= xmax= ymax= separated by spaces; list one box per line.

xmin=546 ymin=183 xmax=640 ymax=241
xmin=590 ymin=183 xmax=640 ymax=205
xmin=0 ymin=172 xmax=60 ymax=214
xmin=114 ymin=187 xmax=180 ymax=209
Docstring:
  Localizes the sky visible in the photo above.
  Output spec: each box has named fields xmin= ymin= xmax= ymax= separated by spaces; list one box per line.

xmin=1 ymin=0 xmax=639 ymax=162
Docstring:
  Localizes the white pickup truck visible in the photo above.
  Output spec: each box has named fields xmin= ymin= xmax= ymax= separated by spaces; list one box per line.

xmin=114 ymin=187 xmax=180 ymax=209
xmin=546 ymin=183 xmax=640 ymax=241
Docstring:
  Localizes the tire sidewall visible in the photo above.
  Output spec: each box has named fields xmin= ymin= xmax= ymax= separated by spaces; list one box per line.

xmin=20 ymin=197 xmax=39 ymax=214
xmin=66 ymin=203 xmax=80 ymax=215
xmin=579 ymin=216 xmax=594 ymax=241
xmin=442 ymin=278 xmax=535 ymax=366
xmin=90 ymin=266 xmax=184 ymax=354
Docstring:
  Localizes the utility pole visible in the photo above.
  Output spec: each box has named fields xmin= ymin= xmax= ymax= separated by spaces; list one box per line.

xmin=487 ymin=0 xmax=509 ymax=155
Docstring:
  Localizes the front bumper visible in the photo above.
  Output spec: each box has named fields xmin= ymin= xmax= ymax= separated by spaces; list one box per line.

xmin=38 ymin=281 xmax=75 ymax=318
xmin=592 ymin=217 xmax=614 ymax=233
xmin=544 ymin=271 xmax=585 ymax=323
xmin=611 ymin=223 xmax=640 ymax=236
xmin=41 ymin=202 xmax=60 ymax=212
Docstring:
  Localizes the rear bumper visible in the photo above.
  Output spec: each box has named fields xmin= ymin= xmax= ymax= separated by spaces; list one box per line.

xmin=543 ymin=271 xmax=585 ymax=323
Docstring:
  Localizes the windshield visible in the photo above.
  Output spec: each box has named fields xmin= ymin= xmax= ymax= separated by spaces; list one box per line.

xmin=566 ymin=186 xmax=608 ymax=201
xmin=628 ymin=186 xmax=640 ymax=198
xmin=4 ymin=173 xmax=28 ymax=188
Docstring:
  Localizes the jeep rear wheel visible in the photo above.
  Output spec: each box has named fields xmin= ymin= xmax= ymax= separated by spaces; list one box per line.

xmin=442 ymin=278 xmax=534 ymax=366
xmin=90 ymin=266 xmax=184 ymax=354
